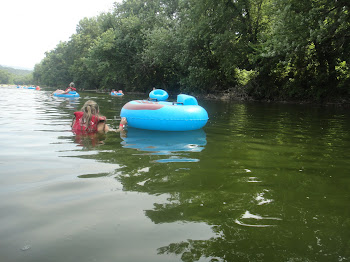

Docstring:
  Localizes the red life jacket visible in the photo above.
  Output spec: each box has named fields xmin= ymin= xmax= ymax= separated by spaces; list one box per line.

xmin=65 ymin=87 xmax=76 ymax=92
xmin=72 ymin=111 xmax=106 ymax=134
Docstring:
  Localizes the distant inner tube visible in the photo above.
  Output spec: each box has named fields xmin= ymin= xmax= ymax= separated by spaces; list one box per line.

xmin=149 ymin=89 xmax=169 ymax=101
xmin=53 ymin=91 xmax=80 ymax=98
xmin=111 ymin=92 xmax=123 ymax=96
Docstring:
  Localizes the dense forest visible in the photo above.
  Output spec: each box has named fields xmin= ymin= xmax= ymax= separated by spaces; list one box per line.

xmin=0 ymin=65 xmax=33 ymax=85
xmin=33 ymin=0 xmax=349 ymax=102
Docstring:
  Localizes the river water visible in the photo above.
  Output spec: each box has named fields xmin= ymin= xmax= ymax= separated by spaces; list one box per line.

xmin=0 ymin=87 xmax=349 ymax=262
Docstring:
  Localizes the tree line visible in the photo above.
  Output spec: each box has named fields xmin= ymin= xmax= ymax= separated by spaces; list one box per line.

xmin=0 ymin=65 xmax=33 ymax=85
xmin=33 ymin=0 xmax=349 ymax=102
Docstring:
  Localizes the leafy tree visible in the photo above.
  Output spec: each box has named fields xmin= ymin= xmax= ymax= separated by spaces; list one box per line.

xmin=13 ymin=73 xmax=33 ymax=85
xmin=68 ymin=17 xmax=105 ymax=89
xmin=0 ymin=66 xmax=33 ymax=85
xmin=87 ymin=0 xmax=183 ymax=92
xmin=32 ymin=0 xmax=349 ymax=102
xmin=0 ymin=70 xmax=12 ymax=84
xmin=165 ymin=0 xmax=270 ymax=94
xmin=254 ymin=0 xmax=350 ymax=101
xmin=33 ymin=42 xmax=70 ymax=88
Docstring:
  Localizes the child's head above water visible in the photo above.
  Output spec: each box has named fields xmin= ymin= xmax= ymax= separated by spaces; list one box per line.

xmin=82 ymin=100 xmax=99 ymax=115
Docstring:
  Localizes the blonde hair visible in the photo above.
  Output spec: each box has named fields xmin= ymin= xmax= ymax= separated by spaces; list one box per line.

xmin=81 ymin=100 xmax=100 ymax=127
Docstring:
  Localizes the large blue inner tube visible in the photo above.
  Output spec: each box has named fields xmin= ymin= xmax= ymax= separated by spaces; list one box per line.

xmin=149 ymin=89 xmax=169 ymax=101
xmin=120 ymin=94 xmax=208 ymax=131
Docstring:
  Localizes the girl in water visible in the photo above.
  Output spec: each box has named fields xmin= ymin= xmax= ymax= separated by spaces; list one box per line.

xmin=72 ymin=100 xmax=126 ymax=133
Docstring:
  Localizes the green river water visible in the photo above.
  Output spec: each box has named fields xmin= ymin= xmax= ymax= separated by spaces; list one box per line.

xmin=0 ymin=87 xmax=349 ymax=262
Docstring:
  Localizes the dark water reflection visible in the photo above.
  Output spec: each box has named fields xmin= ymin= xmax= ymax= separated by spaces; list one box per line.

xmin=0 ymin=87 xmax=349 ymax=262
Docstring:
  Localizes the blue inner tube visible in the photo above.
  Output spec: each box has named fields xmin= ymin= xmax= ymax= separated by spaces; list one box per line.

xmin=120 ymin=94 xmax=208 ymax=131
xmin=111 ymin=92 xmax=123 ymax=96
xmin=54 ymin=91 xmax=80 ymax=98
xmin=149 ymin=89 xmax=169 ymax=101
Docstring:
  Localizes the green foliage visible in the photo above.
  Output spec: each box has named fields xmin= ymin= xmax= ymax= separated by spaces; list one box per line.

xmin=236 ymin=68 xmax=257 ymax=86
xmin=33 ymin=42 xmax=70 ymax=88
xmin=13 ymin=73 xmax=33 ymax=85
xmin=0 ymin=70 xmax=12 ymax=84
xmin=254 ymin=0 xmax=350 ymax=101
xmin=0 ymin=66 xmax=33 ymax=85
xmin=32 ymin=0 xmax=350 ymax=102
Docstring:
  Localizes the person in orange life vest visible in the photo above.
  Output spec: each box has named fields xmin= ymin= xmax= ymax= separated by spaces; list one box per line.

xmin=71 ymin=100 xmax=127 ymax=134
xmin=53 ymin=82 xmax=76 ymax=95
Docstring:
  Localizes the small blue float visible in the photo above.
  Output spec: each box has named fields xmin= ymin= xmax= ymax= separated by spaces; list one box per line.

xmin=53 ymin=91 xmax=80 ymax=98
xmin=120 ymin=91 xmax=208 ymax=131
xmin=149 ymin=89 xmax=169 ymax=101
xmin=111 ymin=92 xmax=123 ymax=96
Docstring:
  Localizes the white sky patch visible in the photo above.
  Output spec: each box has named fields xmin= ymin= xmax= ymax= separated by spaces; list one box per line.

xmin=0 ymin=0 xmax=120 ymax=69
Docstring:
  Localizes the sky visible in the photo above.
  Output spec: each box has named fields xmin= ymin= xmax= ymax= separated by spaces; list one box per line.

xmin=0 ymin=0 xmax=121 ymax=70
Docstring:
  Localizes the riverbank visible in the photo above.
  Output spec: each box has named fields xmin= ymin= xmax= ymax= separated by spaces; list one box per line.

xmin=101 ymin=88 xmax=350 ymax=107
xmin=198 ymin=91 xmax=350 ymax=107
xmin=11 ymin=84 xmax=348 ymax=107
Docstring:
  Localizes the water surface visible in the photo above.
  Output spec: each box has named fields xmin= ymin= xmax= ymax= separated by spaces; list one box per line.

xmin=0 ymin=87 xmax=349 ymax=262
